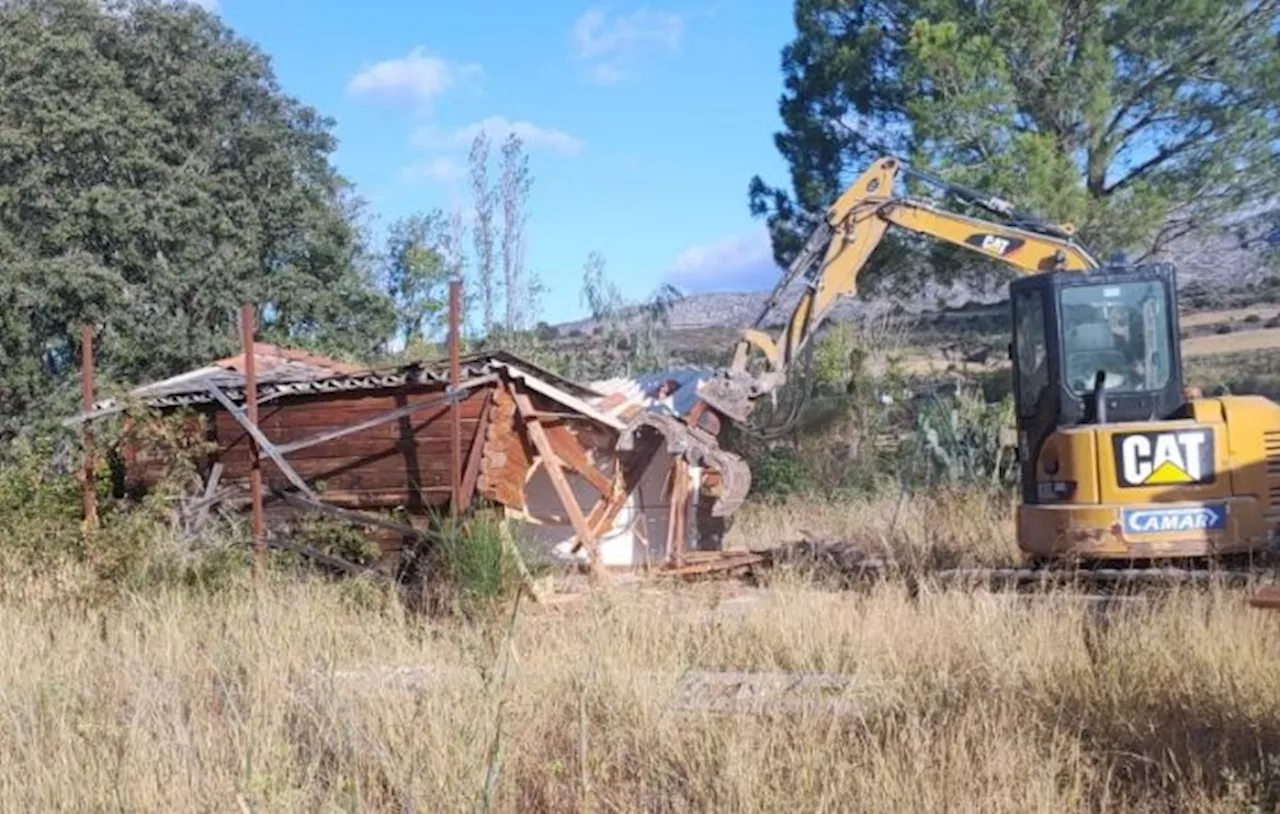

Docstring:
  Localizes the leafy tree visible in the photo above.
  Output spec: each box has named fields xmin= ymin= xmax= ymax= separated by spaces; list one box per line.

xmin=0 ymin=0 xmax=395 ymax=436
xmin=468 ymin=131 xmax=497 ymax=333
xmin=750 ymin=0 xmax=1280 ymax=294
xmin=379 ymin=211 xmax=453 ymax=356
xmin=499 ymin=133 xmax=533 ymax=333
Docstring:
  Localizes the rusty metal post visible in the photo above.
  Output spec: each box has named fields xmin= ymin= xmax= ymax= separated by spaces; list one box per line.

xmin=80 ymin=326 xmax=98 ymax=531
xmin=448 ymin=279 xmax=462 ymax=516
xmin=241 ymin=303 xmax=265 ymax=579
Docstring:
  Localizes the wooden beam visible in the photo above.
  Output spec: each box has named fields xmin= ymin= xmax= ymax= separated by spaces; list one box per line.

xmin=182 ymin=482 xmax=242 ymax=517
xmin=543 ymin=423 xmax=614 ymax=497
xmin=571 ymin=435 xmax=661 ymax=554
xmin=448 ymin=279 xmax=463 ymax=516
xmin=241 ymin=304 xmax=264 ymax=578
xmin=458 ymin=390 xmax=494 ymax=510
xmin=270 ymin=487 xmax=435 ymax=542
xmin=205 ymin=380 xmax=320 ymax=503
xmin=189 ymin=462 xmax=224 ymax=531
xmin=509 ymin=383 xmax=604 ymax=579
xmin=267 ymin=534 xmax=390 ymax=581
xmin=572 ymin=467 xmax=626 ymax=554
xmin=667 ymin=457 xmax=690 ymax=568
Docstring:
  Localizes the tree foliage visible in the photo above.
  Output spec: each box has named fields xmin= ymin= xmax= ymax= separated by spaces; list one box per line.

xmin=499 ymin=133 xmax=534 ymax=333
xmin=379 ymin=212 xmax=452 ymax=355
xmin=750 ymin=0 xmax=1280 ymax=293
xmin=468 ymin=131 xmax=497 ymax=333
xmin=0 ymin=0 xmax=395 ymax=436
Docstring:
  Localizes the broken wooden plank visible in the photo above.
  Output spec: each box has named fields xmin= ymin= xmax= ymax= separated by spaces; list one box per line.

xmin=205 ymin=381 xmax=320 ymax=502
xmin=267 ymin=534 xmax=389 ymax=581
xmin=497 ymin=514 xmax=542 ymax=603
xmin=661 ymin=551 xmax=765 ymax=578
xmin=543 ymin=422 xmax=614 ymax=497
xmin=270 ymin=487 xmax=435 ymax=543
xmin=666 ymin=456 xmax=690 ymax=568
xmin=510 ymin=383 xmax=604 ymax=578
xmin=189 ymin=461 xmax=224 ymax=531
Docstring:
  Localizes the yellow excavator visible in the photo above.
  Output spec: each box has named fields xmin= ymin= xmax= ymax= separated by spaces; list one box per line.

xmin=699 ymin=156 xmax=1280 ymax=565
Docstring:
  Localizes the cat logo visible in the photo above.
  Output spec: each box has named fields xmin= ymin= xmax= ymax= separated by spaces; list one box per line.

xmin=965 ymin=233 xmax=1025 ymax=257
xmin=1112 ymin=428 xmax=1215 ymax=488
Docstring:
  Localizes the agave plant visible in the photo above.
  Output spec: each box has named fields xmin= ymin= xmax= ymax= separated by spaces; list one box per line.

xmin=912 ymin=385 xmax=1017 ymax=490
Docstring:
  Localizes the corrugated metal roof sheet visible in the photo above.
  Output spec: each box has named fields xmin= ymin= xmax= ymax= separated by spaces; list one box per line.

xmin=79 ymin=347 xmax=603 ymax=418
xmin=589 ymin=368 xmax=717 ymax=422
xmin=130 ymin=343 xmax=365 ymax=402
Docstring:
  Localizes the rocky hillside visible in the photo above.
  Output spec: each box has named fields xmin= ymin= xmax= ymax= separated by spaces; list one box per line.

xmin=555 ymin=214 xmax=1279 ymax=335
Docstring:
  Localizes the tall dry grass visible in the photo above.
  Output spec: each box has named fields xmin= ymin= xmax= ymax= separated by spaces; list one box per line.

xmin=1 ymin=553 xmax=1280 ymax=811
xmin=726 ymin=488 xmax=1020 ymax=568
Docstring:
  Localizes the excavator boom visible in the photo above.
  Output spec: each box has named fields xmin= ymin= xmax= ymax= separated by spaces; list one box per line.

xmin=700 ymin=157 xmax=1100 ymax=424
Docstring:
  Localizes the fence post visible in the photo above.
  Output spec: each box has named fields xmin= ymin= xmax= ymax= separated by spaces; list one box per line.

xmin=449 ymin=279 xmax=463 ymax=516
xmin=241 ymin=303 xmax=265 ymax=581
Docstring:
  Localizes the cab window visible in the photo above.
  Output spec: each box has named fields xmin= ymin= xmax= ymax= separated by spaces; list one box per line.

xmin=1059 ymin=281 xmax=1172 ymax=394
xmin=1013 ymin=289 xmax=1048 ymax=417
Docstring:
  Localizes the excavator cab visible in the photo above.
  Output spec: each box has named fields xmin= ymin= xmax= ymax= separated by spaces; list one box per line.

xmin=1010 ymin=262 xmax=1186 ymax=507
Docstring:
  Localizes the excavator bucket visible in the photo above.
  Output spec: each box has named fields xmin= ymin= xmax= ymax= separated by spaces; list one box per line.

xmin=615 ymin=409 xmax=752 ymax=518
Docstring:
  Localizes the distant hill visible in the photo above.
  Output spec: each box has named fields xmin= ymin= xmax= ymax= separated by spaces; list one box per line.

xmin=553 ymin=212 xmax=1277 ymax=336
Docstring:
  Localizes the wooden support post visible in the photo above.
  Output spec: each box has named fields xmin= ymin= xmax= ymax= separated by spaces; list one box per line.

xmin=667 ymin=457 xmax=689 ymax=568
xmin=80 ymin=326 xmax=97 ymax=532
xmin=449 ymin=279 xmax=463 ymax=516
xmin=510 ymin=383 xmax=605 ymax=580
xmin=241 ymin=303 xmax=265 ymax=580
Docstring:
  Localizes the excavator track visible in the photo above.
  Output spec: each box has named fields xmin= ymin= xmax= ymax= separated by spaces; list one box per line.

xmin=734 ymin=538 xmax=1280 ymax=597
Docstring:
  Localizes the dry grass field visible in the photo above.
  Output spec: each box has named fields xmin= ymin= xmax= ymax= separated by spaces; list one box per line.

xmin=1 ymin=492 xmax=1279 ymax=812
xmin=5 ymin=299 xmax=1280 ymax=812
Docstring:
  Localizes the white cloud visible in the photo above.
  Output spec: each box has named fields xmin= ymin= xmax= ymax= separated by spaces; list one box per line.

xmin=664 ymin=228 xmax=780 ymax=293
xmin=399 ymin=156 xmax=466 ymax=184
xmin=571 ymin=7 xmax=683 ymax=85
xmin=346 ymin=48 xmax=481 ymax=110
xmin=414 ymin=116 xmax=584 ymax=157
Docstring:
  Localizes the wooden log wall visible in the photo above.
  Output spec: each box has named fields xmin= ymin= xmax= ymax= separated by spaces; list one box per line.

xmin=210 ymin=386 xmax=492 ymax=511
xmin=122 ymin=384 xmax=494 ymax=516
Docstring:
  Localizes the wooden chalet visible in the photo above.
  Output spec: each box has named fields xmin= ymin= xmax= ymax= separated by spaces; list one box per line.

xmin=78 ymin=343 xmax=751 ymax=574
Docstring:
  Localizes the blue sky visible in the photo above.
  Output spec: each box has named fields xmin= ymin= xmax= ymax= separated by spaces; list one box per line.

xmin=198 ymin=0 xmax=796 ymax=325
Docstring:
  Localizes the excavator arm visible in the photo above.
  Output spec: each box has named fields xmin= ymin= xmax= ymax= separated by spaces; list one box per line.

xmin=700 ymin=156 xmax=1102 ymax=424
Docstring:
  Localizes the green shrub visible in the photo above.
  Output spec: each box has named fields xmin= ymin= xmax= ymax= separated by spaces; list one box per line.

xmin=427 ymin=511 xmax=524 ymax=616
xmin=0 ymin=411 xmax=253 ymax=600
xmin=750 ymin=447 xmax=813 ymax=498
xmin=293 ymin=517 xmax=383 ymax=567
